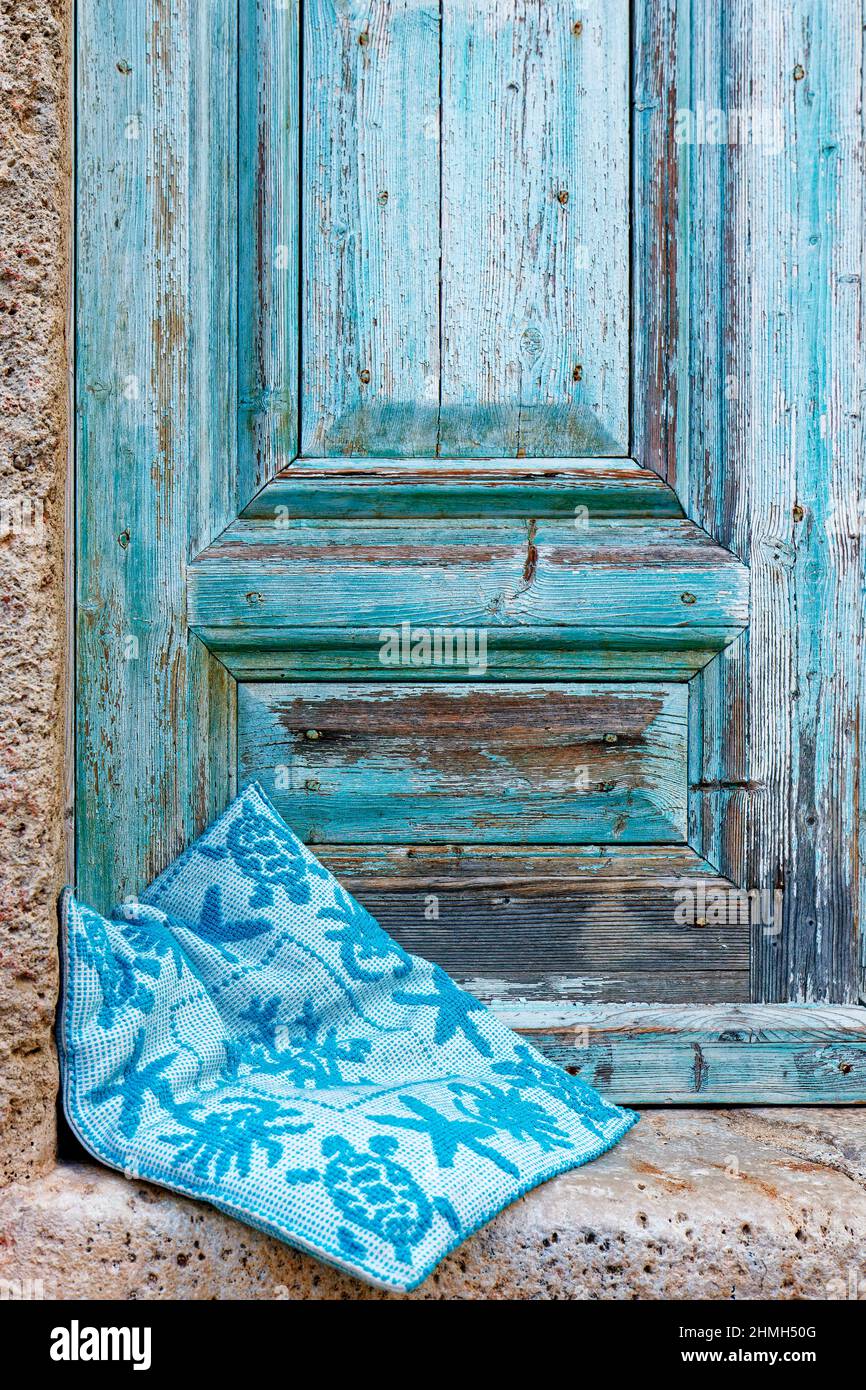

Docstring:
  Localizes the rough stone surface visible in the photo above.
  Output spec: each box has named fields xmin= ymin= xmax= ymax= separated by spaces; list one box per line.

xmin=0 ymin=0 xmax=70 ymax=1185
xmin=2 ymin=1111 xmax=865 ymax=1299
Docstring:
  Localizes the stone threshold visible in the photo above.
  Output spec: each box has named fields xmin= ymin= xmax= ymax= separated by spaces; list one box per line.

xmin=1 ymin=1109 xmax=865 ymax=1299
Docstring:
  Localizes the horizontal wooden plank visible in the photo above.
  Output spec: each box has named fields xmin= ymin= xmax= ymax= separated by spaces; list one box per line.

xmin=237 ymin=681 xmax=688 ymax=843
xmin=242 ymin=459 xmax=684 ymax=520
xmin=463 ymin=973 xmax=749 ymax=1007
xmin=195 ymin=626 xmax=727 ymax=682
xmin=189 ymin=519 xmax=750 ymax=679
xmin=314 ymin=842 xmax=731 ymax=888
xmin=491 ymin=1004 xmax=866 ymax=1103
xmin=277 ymin=457 xmax=680 ymax=477
xmin=317 ymin=843 xmax=748 ymax=1005
xmin=353 ymin=891 xmax=748 ymax=971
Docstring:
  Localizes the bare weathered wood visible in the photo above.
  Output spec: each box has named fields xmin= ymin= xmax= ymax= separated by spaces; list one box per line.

xmin=316 ymin=843 xmax=749 ymax=1003
xmin=244 ymin=457 xmax=684 ymax=520
xmin=301 ymin=0 xmax=440 ymax=455
xmin=238 ymin=0 xmax=299 ymax=492
xmin=352 ymin=890 xmax=747 ymax=973
xmin=631 ymin=0 xmax=686 ymax=493
xmin=314 ymin=841 xmax=730 ymax=887
xmin=463 ymin=973 xmax=749 ymax=1007
xmin=76 ymin=1 xmax=238 ymax=912
xmin=494 ymin=1003 xmax=866 ymax=1103
xmin=237 ymin=682 xmax=688 ymax=844
xmin=440 ymin=0 xmax=630 ymax=456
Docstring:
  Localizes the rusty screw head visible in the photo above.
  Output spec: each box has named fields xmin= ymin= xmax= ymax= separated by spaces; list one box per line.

xmin=572 ymin=363 xmax=583 ymax=382
xmin=359 ymin=368 xmax=371 ymax=384
xmin=557 ymin=189 xmax=569 ymax=206
xmin=681 ymin=591 xmax=697 ymax=605
xmin=572 ymin=20 xmax=584 ymax=37
xmin=793 ymin=63 xmax=805 ymax=81
xmin=358 ymin=30 xmax=369 ymax=46
xmin=792 ymin=503 xmax=805 ymax=522
xmin=377 ymin=190 xmax=388 ymax=206
xmin=116 ymin=59 xmax=132 ymax=75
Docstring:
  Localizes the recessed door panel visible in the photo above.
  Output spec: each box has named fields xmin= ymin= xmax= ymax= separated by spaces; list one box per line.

xmin=301 ymin=0 xmax=629 ymax=457
xmin=237 ymin=681 xmax=687 ymax=844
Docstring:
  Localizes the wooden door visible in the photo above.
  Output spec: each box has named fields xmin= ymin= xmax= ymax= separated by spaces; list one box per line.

xmin=76 ymin=0 xmax=866 ymax=1102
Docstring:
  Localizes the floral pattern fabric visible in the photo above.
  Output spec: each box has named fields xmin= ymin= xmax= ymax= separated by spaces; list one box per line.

xmin=59 ymin=783 xmax=637 ymax=1292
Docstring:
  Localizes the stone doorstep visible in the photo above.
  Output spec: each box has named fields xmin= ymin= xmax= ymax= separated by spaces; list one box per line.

xmin=1 ymin=1109 xmax=865 ymax=1300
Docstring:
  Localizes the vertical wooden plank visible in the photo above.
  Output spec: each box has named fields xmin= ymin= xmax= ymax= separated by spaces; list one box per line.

xmin=779 ymin=3 xmax=865 ymax=1003
xmin=631 ymin=0 xmax=690 ymax=497
xmin=301 ymin=0 xmax=441 ymax=457
xmin=645 ymin=0 xmax=864 ymax=1003
xmin=76 ymin=0 xmax=237 ymax=912
xmin=238 ymin=0 xmax=299 ymax=495
xmin=237 ymin=681 xmax=689 ymax=846
xmin=722 ymin=0 xmax=863 ymax=1003
xmin=440 ymin=0 xmax=630 ymax=457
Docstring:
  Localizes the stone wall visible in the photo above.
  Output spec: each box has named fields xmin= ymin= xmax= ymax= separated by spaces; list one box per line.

xmin=0 ymin=0 xmax=70 ymax=1186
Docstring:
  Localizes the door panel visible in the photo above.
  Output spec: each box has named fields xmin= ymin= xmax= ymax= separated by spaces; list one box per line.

xmin=301 ymin=0 xmax=629 ymax=456
xmin=302 ymin=0 xmax=441 ymax=456
xmin=237 ymin=681 xmax=688 ymax=843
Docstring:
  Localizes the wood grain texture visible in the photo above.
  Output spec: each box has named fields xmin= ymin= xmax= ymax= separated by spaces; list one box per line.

xmin=633 ymin=1 xmax=864 ymax=1003
xmin=76 ymin=0 xmax=238 ymax=912
xmin=244 ymin=457 xmax=685 ymax=519
xmin=238 ymin=681 xmax=688 ymax=844
xmin=440 ymin=0 xmax=630 ymax=456
xmin=238 ymin=0 xmax=299 ymax=495
xmin=300 ymin=0 xmax=629 ymax=457
xmin=353 ymin=894 xmax=748 ymax=1001
xmin=631 ymin=0 xmax=687 ymax=494
xmin=301 ymin=0 xmax=441 ymax=455
xmin=314 ymin=841 xmax=737 ymax=886
xmin=195 ymin=627 xmax=745 ymax=684
xmin=493 ymin=1003 xmax=866 ymax=1102
xmin=316 ymin=843 xmax=749 ymax=1002
xmin=189 ymin=513 xmax=749 ymax=677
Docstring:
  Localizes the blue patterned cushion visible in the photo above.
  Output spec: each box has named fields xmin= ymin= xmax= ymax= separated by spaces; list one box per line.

xmin=59 ymin=783 xmax=637 ymax=1292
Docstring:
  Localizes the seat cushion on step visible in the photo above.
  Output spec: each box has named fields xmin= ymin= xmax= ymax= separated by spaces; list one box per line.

xmin=58 ymin=782 xmax=636 ymax=1292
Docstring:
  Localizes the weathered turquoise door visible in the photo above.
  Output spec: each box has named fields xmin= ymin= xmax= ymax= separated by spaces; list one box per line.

xmin=76 ymin=1 xmax=866 ymax=1101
